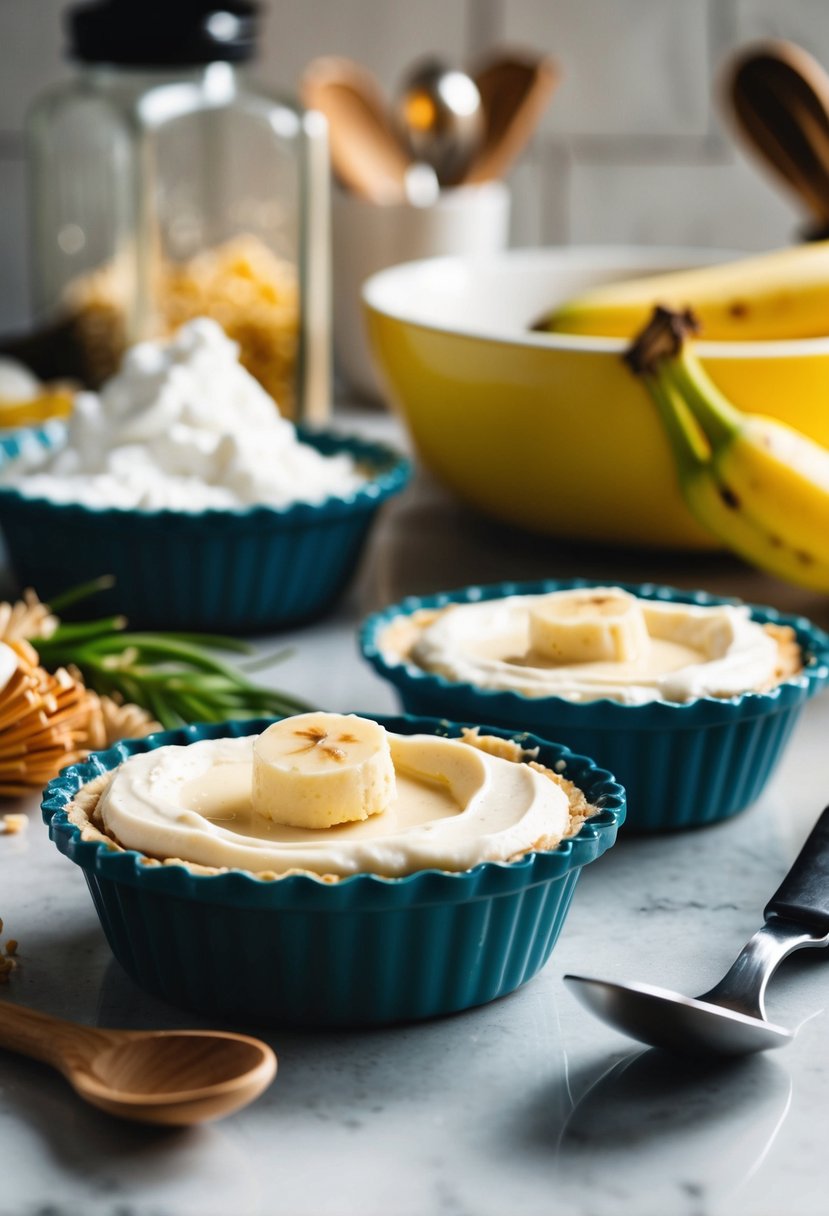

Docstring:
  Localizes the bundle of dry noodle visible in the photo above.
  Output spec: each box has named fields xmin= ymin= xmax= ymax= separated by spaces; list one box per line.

xmin=0 ymin=592 xmax=158 ymax=797
xmin=0 ymin=585 xmax=309 ymax=796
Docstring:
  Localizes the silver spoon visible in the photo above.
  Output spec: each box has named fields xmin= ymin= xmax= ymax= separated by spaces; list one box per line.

xmin=394 ymin=58 xmax=485 ymax=187
xmin=566 ymin=805 xmax=829 ymax=1056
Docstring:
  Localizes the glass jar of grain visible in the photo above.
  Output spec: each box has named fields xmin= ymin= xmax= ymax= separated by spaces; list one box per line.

xmin=26 ymin=0 xmax=330 ymax=421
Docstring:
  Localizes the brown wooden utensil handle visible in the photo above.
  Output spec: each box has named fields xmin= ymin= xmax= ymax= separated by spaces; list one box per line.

xmin=0 ymin=1000 xmax=104 ymax=1068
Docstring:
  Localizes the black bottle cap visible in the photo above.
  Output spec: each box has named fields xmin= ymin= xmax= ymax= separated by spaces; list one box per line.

xmin=67 ymin=0 xmax=259 ymax=67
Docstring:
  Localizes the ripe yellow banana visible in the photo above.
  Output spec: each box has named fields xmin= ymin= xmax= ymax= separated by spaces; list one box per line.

xmin=536 ymin=241 xmax=829 ymax=340
xmin=626 ymin=308 xmax=829 ymax=591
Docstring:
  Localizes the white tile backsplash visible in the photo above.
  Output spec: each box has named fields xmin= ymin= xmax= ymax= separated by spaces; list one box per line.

xmin=507 ymin=156 xmax=547 ymax=248
xmin=0 ymin=0 xmax=827 ymax=333
xmin=733 ymin=0 xmax=829 ymax=65
xmin=496 ymin=0 xmax=712 ymax=137
xmin=0 ymin=156 xmax=29 ymax=332
xmin=508 ymin=143 xmax=572 ymax=246
xmin=568 ymin=151 xmax=798 ymax=249
xmin=0 ymin=0 xmax=70 ymax=134
xmin=258 ymin=0 xmax=471 ymax=96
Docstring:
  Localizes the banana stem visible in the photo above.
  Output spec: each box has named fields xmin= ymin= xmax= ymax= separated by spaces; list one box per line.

xmin=624 ymin=304 xmax=742 ymax=453
xmin=639 ymin=373 xmax=709 ymax=479
xmin=660 ymin=349 xmax=743 ymax=451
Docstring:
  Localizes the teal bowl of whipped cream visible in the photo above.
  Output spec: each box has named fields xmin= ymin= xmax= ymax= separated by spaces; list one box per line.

xmin=0 ymin=320 xmax=410 ymax=632
xmin=360 ymin=580 xmax=829 ymax=833
xmin=41 ymin=713 xmax=624 ymax=1028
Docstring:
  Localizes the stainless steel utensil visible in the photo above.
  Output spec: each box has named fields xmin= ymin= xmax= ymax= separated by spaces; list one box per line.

xmin=566 ymin=805 xmax=829 ymax=1056
xmin=395 ymin=59 xmax=484 ymax=187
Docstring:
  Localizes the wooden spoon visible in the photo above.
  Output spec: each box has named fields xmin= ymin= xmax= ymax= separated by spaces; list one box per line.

xmin=301 ymin=56 xmax=412 ymax=204
xmin=464 ymin=52 xmax=560 ymax=184
xmin=726 ymin=40 xmax=829 ymax=231
xmin=0 ymin=1000 xmax=277 ymax=1126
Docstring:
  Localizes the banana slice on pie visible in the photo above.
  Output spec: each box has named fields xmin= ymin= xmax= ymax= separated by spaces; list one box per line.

xmin=252 ymin=711 xmax=396 ymax=829
xmin=528 ymin=588 xmax=650 ymax=665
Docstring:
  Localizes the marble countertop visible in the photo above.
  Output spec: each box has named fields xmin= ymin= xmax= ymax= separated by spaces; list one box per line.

xmin=2 ymin=408 xmax=829 ymax=1216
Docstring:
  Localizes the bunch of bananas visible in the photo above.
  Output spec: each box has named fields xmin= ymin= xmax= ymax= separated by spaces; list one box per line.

xmin=534 ymin=244 xmax=829 ymax=590
xmin=534 ymin=240 xmax=829 ymax=340
xmin=623 ymin=307 xmax=829 ymax=592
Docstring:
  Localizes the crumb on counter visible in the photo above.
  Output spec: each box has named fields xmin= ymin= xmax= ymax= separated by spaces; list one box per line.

xmin=0 ymin=917 xmax=19 ymax=983
xmin=1 ymin=813 xmax=28 ymax=836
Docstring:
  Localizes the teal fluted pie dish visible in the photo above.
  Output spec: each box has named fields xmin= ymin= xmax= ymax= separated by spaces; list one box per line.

xmin=0 ymin=429 xmax=410 ymax=633
xmin=41 ymin=713 xmax=625 ymax=1028
xmin=360 ymin=580 xmax=829 ymax=833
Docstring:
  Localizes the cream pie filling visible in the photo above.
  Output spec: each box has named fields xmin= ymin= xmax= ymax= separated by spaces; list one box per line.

xmin=388 ymin=590 xmax=785 ymax=705
xmin=94 ymin=732 xmax=574 ymax=877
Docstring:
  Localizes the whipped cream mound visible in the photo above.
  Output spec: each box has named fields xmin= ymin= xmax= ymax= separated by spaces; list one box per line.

xmin=387 ymin=590 xmax=787 ymax=705
xmin=89 ymin=729 xmax=578 ymax=878
xmin=0 ymin=318 xmax=364 ymax=511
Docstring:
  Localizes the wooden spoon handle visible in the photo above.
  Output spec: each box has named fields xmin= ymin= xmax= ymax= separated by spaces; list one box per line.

xmin=301 ymin=56 xmax=410 ymax=204
xmin=0 ymin=1000 xmax=106 ymax=1069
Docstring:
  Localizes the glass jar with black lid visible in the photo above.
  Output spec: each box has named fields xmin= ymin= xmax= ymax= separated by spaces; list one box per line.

xmin=26 ymin=0 xmax=331 ymax=421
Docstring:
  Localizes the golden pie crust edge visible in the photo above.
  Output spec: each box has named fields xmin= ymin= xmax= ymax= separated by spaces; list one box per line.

xmin=63 ymin=729 xmax=597 ymax=883
xmin=382 ymin=611 xmax=804 ymax=694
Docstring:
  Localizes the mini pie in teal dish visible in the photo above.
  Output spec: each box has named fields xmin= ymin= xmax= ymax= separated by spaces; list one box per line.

xmin=360 ymin=580 xmax=829 ymax=834
xmin=41 ymin=714 xmax=624 ymax=1029
xmin=0 ymin=429 xmax=410 ymax=633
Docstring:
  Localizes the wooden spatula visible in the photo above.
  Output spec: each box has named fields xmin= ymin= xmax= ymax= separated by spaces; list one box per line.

xmin=464 ymin=51 xmax=559 ymax=185
xmin=726 ymin=40 xmax=829 ymax=232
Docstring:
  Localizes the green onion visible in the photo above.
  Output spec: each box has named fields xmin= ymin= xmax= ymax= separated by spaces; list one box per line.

xmin=32 ymin=588 xmax=312 ymax=728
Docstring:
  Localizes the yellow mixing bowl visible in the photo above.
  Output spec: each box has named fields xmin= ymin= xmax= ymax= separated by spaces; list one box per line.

xmin=363 ymin=247 xmax=829 ymax=549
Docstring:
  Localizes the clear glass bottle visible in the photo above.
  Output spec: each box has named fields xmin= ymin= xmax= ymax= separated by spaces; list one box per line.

xmin=26 ymin=0 xmax=330 ymax=421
